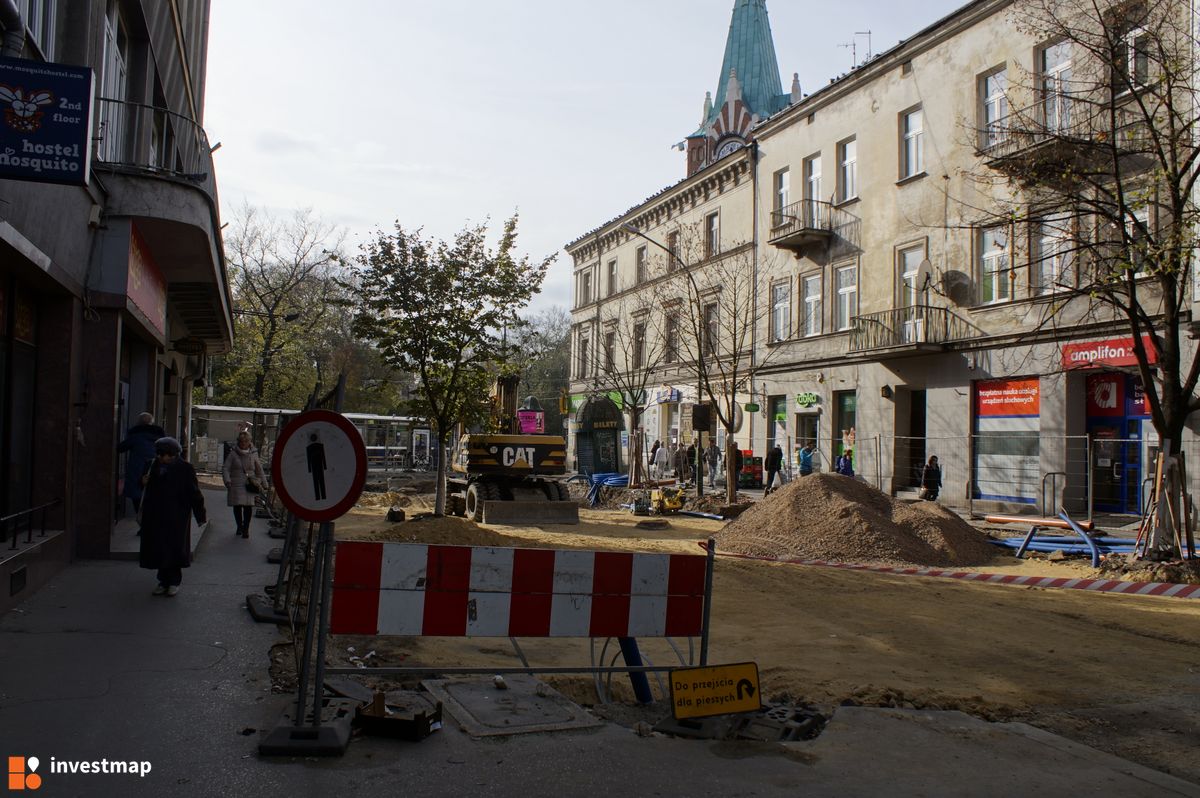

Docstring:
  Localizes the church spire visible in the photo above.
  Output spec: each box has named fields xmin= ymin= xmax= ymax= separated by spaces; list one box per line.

xmin=707 ymin=0 xmax=788 ymax=126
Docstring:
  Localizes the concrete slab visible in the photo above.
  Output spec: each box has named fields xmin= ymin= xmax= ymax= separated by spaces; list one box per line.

xmin=422 ymin=675 xmax=602 ymax=737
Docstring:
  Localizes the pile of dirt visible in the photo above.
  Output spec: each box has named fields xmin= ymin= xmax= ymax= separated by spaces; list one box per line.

xmin=713 ymin=474 xmax=996 ymax=567
xmin=1099 ymin=553 xmax=1200 ymax=585
xmin=355 ymin=491 xmax=414 ymax=508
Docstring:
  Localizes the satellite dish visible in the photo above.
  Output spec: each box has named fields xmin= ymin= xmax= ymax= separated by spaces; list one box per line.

xmin=916 ymin=259 xmax=933 ymax=293
xmin=731 ymin=403 xmax=745 ymax=433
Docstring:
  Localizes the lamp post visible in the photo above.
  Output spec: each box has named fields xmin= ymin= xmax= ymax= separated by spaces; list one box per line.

xmin=622 ymin=222 xmax=708 ymax=499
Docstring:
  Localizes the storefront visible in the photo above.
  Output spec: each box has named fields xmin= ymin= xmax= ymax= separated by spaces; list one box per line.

xmin=1085 ymin=372 xmax=1154 ymax=514
xmin=575 ymin=395 xmax=624 ymax=475
xmin=973 ymin=377 xmax=1041 ymax=504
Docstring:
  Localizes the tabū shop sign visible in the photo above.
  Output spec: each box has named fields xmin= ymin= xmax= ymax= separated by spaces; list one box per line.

xmin=795 ymin=392 xmax=820 ymax=408
xmin=0 ymin=57 xmax=94 ymax=186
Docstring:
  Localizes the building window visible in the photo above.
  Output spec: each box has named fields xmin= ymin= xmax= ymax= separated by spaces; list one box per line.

xmin=900 ymin=108 xmax=924 ymax=179
xmin=18 ymin=0 xmax=56 ymax=58
xmin=705 ymin=213 xmax=720 ymax=258
xmin=1034 ymin=216 xmax=1074 ymax=294
xmin=835 ymin=264 xmax=857 ymax=330
xmin=98 ymin=2 xmax=130 ymax=162
xmin=897 ymin=244 xmax=926 ymax=308
xmin=604 ymin=331 xmax=616 ymax=370
xmin=576 ymin=331 xmax=590 ymax=379
xmin=770 ymin=282 xmax=790 ymax=342
xmin=773 ymin=168 xmax=790 ymax=216
xmin=632 ymin=322 xmax=646 ymax=369
xmin=979 ymin=226 xmax=1012 ymax=304
xmin=803 ymin=153 xmax=822 ymax=225
xmin=1041 ymin=41 xmax=1072 ymax=133
xmin=1116 ymin=26 xmax=1151 ymax=93
xmin=664 ymin=313 xmax=678 ymax=363
xmin=667 ymin=231 xmax=680 ymax=271
xmin=802 ymin=273 xmax=822 ymax=337
xmin=635 ymin=246 xmax=647 ymax=283
xmin=575 ymin=269 xmax=592 ymax=307
xmin=1127 ymin=203 xmax=1151 ymax=276
xmin=837 ymin=138 xmax=857 ymax=202
xmin=606 ymin=259 xmax=618 ymax=297
xmin=703 ymin=302 xmax=718 ymax=356
xmin=980 ymin=69 xmax=1008 ymax=149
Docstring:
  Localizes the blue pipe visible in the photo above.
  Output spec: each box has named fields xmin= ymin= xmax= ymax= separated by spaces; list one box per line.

xmin=618 ymin=637 xmax=654 ymax=705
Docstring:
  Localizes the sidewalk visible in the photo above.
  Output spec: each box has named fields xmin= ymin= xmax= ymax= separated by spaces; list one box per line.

xmin=1 ymin=489 xmax=1197 ymax=797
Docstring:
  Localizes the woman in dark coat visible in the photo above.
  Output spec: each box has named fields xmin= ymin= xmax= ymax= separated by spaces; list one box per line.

xmin=139 ymin=437 xmax=206 ymax=596
xmin=920 ymin=455 xmax=942 ymax=501
xmin=117 ymin=412 xmax=165 ymax=513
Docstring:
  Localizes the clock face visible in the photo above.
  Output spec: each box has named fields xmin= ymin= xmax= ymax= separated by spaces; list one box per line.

xmin=715 ymin=138 xmax=744 ymax=159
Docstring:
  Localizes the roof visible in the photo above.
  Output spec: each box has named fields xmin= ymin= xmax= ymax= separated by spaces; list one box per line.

xmin=703 ymin=0 xmax=789 ymax=129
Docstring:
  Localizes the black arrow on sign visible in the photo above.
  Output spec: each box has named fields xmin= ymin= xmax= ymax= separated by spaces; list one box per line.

xmin=736 ymin=679 xmax=756 ymax=700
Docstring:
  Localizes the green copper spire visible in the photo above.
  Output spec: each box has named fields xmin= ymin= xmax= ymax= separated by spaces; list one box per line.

xmin=707 ymin=0 xmax=788 ymax=125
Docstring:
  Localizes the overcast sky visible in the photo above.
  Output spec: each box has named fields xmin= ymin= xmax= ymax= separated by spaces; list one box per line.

xmin=204 ymin=0 xmax=967 ymax=313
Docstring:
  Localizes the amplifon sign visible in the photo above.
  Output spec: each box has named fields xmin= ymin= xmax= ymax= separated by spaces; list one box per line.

xmin=975 ymin=377 xmax=1040 ymax=417
xmin=1061 ymin=335 xmax=1158 ymax=370
xmin=0 ymin=57 xmax=94 ymax=186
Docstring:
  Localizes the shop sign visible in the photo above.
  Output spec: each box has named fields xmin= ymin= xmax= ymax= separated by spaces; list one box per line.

xmin=795 ymin=392 xmax=820 ymax=408
xmin=656 ymin=386 xmax=682 ymax=404
xmin=0 ymin=57 xmax=94 ymax=186
xmin=975 ymin=378 xmax=1040 ymax=417
xmin=743 ymin=402 xmax=760 ymax=412
xmin=1061 ymin=335 xmax=1158 ymax=370
xmin=1087 ymin=373 xmax=1150 ymax=418
xmin=128 ymin=224 xmax=166 ymax=335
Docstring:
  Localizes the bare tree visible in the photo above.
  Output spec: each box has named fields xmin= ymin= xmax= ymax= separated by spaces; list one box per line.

xmin=971 ymin=0 xmax=1198 ymax=556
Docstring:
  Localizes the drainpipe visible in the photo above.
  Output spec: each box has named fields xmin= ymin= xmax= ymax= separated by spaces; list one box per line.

xmin=0 ymin=0 xmax=24 ymax=58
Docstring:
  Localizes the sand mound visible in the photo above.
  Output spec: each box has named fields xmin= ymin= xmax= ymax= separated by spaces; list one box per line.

xmin=713 ymin=474 xmax=996 ymax=567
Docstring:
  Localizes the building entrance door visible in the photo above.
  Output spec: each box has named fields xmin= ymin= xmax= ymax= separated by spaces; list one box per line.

xmin=1085 ymin=372 xmax=1149 ymax=515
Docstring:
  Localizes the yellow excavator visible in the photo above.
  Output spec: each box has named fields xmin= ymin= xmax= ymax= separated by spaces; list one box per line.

xmin=447 ymin=374 xmax=579 ymax=525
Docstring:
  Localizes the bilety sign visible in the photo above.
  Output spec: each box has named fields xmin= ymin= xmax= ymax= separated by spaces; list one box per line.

xmin=0 ymin=57 xmax=94 ymax=186
xmin=1061 ymin=334 xmax=1158 ymax=370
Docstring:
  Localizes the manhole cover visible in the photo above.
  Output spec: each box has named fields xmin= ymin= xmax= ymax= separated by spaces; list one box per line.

xmin=422 ymin=676 xmax=602 ymax=737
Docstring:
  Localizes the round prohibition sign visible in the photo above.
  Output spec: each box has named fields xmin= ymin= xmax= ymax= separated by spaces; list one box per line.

xmin=271 ymin=409 xmax=367 ymax=523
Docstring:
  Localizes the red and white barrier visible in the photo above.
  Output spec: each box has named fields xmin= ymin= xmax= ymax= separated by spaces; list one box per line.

xmin=705 ymin=546 xmax=1200 ymax=599
xmin=331 ymin=542 xmax=708 ymax=637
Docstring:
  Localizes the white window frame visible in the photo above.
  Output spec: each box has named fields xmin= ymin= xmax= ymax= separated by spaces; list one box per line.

xmin=603 ymin=330 xmax=616 ymax=371
xmin=838 ymin=138 xmax=857 ymax=202
xmin=835 ymin=264 xmax=857 ymax=331
xmin=981 ymin=69 xmax=1008 ymax=149
xmin=18 ymin=0 xmax=56 ymax=58
xmin=773 ymin=167 xmax=790 ymax=215
xmin=703 ymin=302 xmax=719 ymax=355
xmin=1041 ymin=41 xmax=1072 ymax=133
xmin=770 ymin=281 xmax=791 ymax=342
xmin=635 ymin=246 xmax=647 ymax=283
xmin=802 ymin=273 xmax=822 ymax=337
xmin=705 ymin=212 xmax=720 ymax=258
xmin=979 ymin=226 xmax=1012 ymax=304
xmin=576 ymin=329 xmax=590 ymax=379
xmin=803 ymin=153 xmax=823 ymax=227
xmin=900 ymin=108 xmax=924 ymax=179
xmin=576 ymin=268 xmax=592 ymax=307
xmin=606 ymin=259 xmax=618 ymax=297
xmin=1117 ymin=27 xmax=1151 ymax=93
xmin=897 ymin=244 xmax=926 ymax=308
xmin=1034 ymin=215 xmax=1074 ymax=294
xmin=1127 ymin=203 xmax=1151 ymax=278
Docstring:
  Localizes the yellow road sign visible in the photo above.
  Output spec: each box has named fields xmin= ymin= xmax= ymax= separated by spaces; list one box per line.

xmin=669 ymin=662 xmax=761 ymax=720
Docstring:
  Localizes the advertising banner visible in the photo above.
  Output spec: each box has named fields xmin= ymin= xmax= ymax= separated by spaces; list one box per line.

xmin=517 ymin=410 xmax=544 ymax=434
xmin=1061 ymin=334 xmax=1158 ymax=369
xmin=0 ymin=57 xmax=94 ymax=186
xmin=128 ymin=224 xmax=166 ymax=335
xmin=974 ymin=377 xmax=1040 ymax=504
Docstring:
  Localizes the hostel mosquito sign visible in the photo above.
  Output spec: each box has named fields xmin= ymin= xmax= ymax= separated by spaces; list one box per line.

xmin=271 ymin=410 xmax=368 ymax=523
xmin=0 ymin=57 xmax=94 ymax=186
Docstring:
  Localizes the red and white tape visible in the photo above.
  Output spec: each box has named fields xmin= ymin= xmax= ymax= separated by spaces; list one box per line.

xmin=332 ymin=541 xmax=708 ymax=637
xmin=704 ymin=546 xmax=1200 ymax=599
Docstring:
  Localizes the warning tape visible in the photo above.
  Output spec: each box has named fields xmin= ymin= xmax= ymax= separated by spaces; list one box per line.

xmin=701 ymin=545 xmax=1200 ymax=600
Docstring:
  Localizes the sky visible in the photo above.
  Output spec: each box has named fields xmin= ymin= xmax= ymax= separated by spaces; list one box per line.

xmin=203 ymin=0 xmax=968 ymax=313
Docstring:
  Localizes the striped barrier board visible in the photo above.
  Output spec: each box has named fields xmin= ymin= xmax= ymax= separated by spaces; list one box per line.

xmin=331 ymin=541 xmax=708 ymax=637
xmin=704 ymin=546 xmax=1200 ymax=600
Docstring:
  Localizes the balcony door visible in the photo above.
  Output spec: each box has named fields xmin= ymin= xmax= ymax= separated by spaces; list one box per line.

xmin=897 ymin=245 xmax=927 ymax=343
xmin=99 ymin=3 xmax=129 ymax=162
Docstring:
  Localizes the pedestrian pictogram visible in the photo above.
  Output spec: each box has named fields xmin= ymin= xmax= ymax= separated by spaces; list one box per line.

xmin=271 ymin=410 xmax=367 ymax=522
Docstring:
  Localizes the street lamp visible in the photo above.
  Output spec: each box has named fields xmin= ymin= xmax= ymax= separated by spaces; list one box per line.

xmin=622 ymin=222 xmax=710 ymax=499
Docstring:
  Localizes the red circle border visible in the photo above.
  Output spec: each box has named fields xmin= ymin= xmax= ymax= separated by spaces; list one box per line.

xmin=270 ymin=409 xmax=368 ymax=523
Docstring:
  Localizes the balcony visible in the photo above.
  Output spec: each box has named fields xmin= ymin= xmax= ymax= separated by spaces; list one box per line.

xmin=848 ymin=305 xmax=977 ymax=354
xmin=94 ymin=98 xmax=218 ymax=202
xmin=768 ymin=200 xmax=844 ymax=252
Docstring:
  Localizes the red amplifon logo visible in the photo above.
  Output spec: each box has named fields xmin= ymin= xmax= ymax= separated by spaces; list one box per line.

xmin=6 ymin=757 xmax=42 ymax=791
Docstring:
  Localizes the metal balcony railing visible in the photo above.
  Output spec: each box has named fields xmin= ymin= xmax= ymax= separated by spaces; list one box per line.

xmin=978 ymin=98 xmax=1150 ymax=162
xmin=769 ymin=199 xmax=857 ymax=251
xmin=93 ymin=97 xmax=216 ymax=199
xmin=848 ymin=305 xmax=976 ymax=353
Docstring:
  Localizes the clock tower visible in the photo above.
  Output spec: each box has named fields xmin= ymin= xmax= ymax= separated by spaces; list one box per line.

xmin=685 ymin=0 xmax=799 ymax=177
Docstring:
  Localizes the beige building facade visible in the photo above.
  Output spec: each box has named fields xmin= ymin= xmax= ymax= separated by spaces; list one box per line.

xmin=567 ymin=0 xmax=1200 ymax=516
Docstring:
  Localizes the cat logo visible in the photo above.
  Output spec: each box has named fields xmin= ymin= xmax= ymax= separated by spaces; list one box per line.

xmin=501 ymin=447 xmax=536 ymax=468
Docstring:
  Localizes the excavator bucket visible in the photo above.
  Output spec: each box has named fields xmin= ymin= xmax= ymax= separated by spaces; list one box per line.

xmin=481 ymin=499 xmax=579 ymax=525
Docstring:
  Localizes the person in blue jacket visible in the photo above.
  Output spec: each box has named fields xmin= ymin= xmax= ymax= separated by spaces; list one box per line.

xmin=835 ymin=448 xmax=855 ymax=477
xmin=118 ymin=412 xmax=165 ymax=513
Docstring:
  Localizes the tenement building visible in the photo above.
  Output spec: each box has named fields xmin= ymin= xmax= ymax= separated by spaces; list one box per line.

xmin=0 ymin=1 xmax=231 ymax=611
xmin=565 ymin=0 xmax=1200 ymax=515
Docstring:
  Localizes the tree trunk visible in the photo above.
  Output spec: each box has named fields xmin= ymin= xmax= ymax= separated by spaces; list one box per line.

xmin=434 ymin=434 xmax=449 ymax=516
xmin=725 ymin=434 xmax=738 ymax=504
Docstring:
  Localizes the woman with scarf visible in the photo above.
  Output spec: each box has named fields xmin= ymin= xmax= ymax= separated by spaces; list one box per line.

xmin=223 ymin=430 xmax=266 ymax=538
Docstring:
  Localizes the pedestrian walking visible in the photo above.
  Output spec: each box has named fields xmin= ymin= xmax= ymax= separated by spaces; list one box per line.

xmin=139 ymin=437 xmax=206 ymax=596
xmin=653 ymin=441 xmax=669 ymax=481
xmin=730 ymin=441 xmax=744 ymax=490
xmin=686 ymin=443 xmax=697 ymax=485
xmin=764 ymin=444 xmax=784 ymax=495
xmin=223 ymin=430 xmax=266 ymax=538
xmin=798 ymin=442 xmax=816 ymax=477
xmin=117 ymin=412 xmax=165 ymax=514
xmin=835 ymin=448 xmax=855 ymax=477
xmin=920 ymin=455 xmax=942 ymax=501
xmin=705 ymin=440 xmax=721 ymax=489
xmin=649 ymin=440 xmax=661 ymax=478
